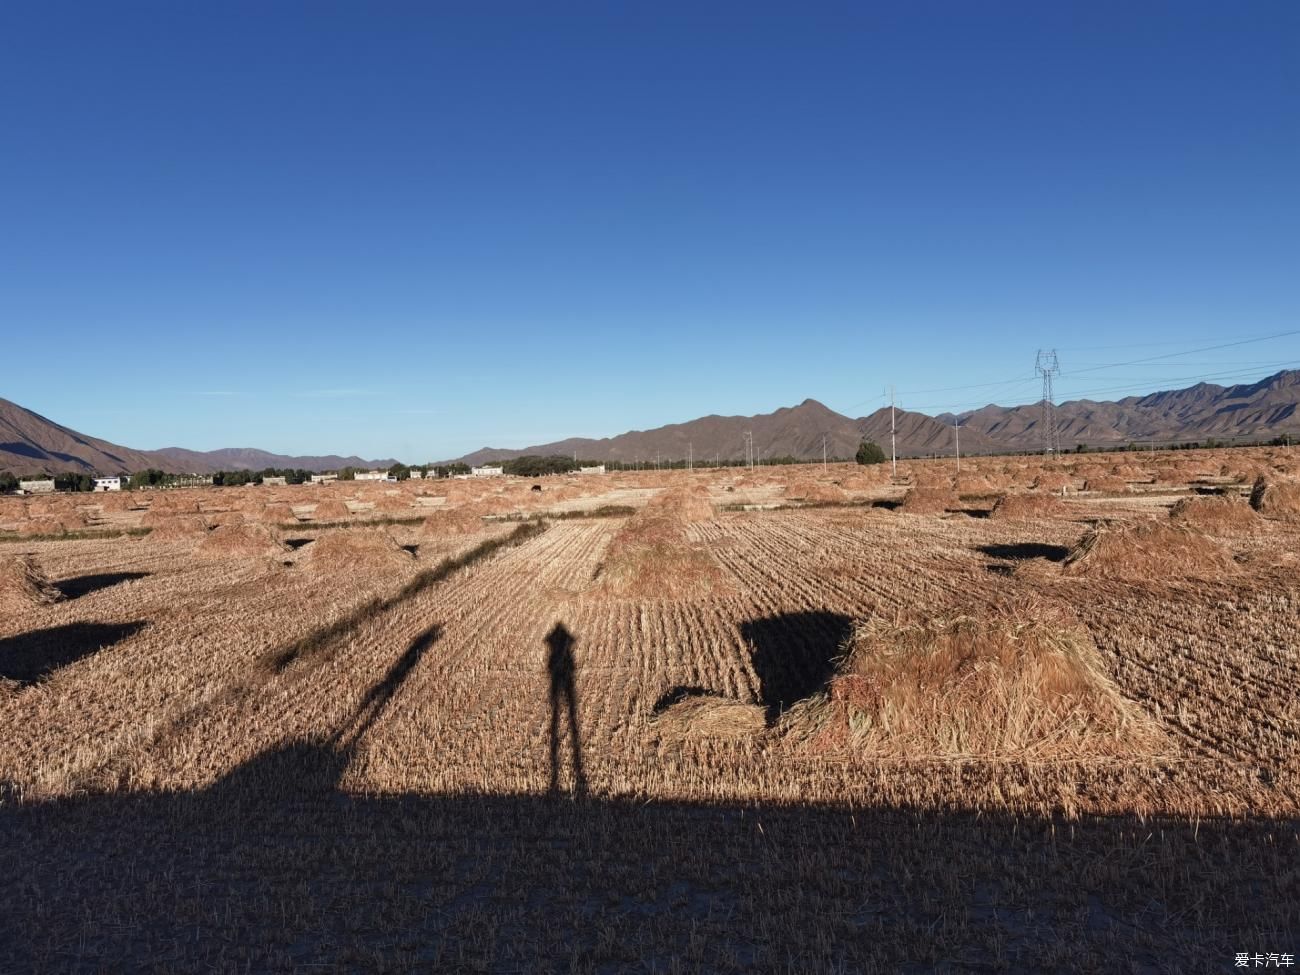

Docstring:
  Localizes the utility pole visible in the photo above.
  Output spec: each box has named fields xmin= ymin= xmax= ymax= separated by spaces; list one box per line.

xmin=889 ymin=385 xmax=897 ymax=478
xmin=743 ymin=431 xmax=753 ymax=470
xmin=954 ymin=419 xmax=961 ymax=474
xmin=1034 ymin=350 xmax=1061 ymax=457
xmin=822 ymin=435 xmax=827 ymax=471
xmin=688 ymin=442 xmax=693 ymax=470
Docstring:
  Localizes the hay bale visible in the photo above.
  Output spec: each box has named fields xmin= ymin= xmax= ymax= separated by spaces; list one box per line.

xmin=0 ymin=555 xmax=61 ymax=614
xmin=1169 ymin=496 xmax=1257 ymax=532
xmin=782 ymin=599 xmax=1165 ymax=760
xmin=301 ymin=529 xmax=416 ymax=571
xmin=988 ymin=493 xmax=1066 ymax=521
xmin=1249 ymin=475 xmax=1300 ymax=520
xmin=651 ymin=693 xmax=767 ymax=742
xmin=1062 ymin=521 xmax=1237 ymax=579
xmin=196 ymin=523 xmax=286 ymax=559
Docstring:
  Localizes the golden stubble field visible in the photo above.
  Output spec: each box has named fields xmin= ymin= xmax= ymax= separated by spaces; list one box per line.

xmin=2 ymin=447 xmax=1298 ymax=973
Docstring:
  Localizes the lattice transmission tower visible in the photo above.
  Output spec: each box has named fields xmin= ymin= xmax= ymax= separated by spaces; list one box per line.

xmin=1034 ymin=349 xmax=1061 ymax=456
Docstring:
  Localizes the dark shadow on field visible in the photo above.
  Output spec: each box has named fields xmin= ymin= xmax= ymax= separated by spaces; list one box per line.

xmin=0 ymin=620 xmax=147 ymax=686
xmin=978 ymin=542 xmax=1070 ymax=562
xmin=53 ymin=571 xmax=151 ymax=600
xmin=651 ymin=685 xmax=715 ymax=714
xmin=283 ymin=538 xmax=313 ymax=551
xmin=3 ymin=761 xmax=1296 ymax=971
xmin=870 ymin=498 xmax=903 ymax=511
xmin=1 ymin=615 xmax=1297 ymax=972
xmin=742 ymin=612 xmax=852 ymax=718
xmin=546 ymin=623 xmax=586 ymax=799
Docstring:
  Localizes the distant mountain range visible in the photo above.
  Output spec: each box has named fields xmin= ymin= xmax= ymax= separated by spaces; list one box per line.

xmin=455 ymin=370 xmax=1300 ymax=465
xmin=0 ymin=398 xmax=395 ymax=476
xmin=2 ymin=370 xmax=1297 ymax=476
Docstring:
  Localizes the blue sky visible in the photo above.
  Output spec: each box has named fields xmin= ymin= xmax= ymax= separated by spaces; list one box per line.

xmin=2 ymin=1 xmax=1297 ymax=461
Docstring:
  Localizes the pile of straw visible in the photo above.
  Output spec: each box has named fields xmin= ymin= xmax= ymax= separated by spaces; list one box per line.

xmin=782 ymin=599 xmax=1165 ymax=760
xmin=1062 ymin=521 xmax=1237 ymax=579
xmin=0 ymin=555 xmax=61 ymax=614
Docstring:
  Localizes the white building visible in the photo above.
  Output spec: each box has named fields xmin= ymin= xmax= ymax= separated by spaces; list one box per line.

xmin=93 ymin=476 xmax=123 ymax=492
xmin=578 ymin=465 xmax=606 ymax=475
xmin=263 ymin=476 xmax=288 ymax=486
xmin=18 ymin=479 xmax=56 ymax=494
xmin=471 ymin=465 xmax=504 ymax=478
xmin=173 ymin=474 xmax=214 ymax=487
xmin=309 ymin=473 xmax=337 ymax=484
xmin=355 ymin=470 xmax=387 ymax=481
xmin=409 ymin=470 xmax=425 ymax=479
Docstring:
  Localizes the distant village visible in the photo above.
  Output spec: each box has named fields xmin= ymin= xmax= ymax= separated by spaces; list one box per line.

xmin=2 ymin=459 xmax=613 ymax=495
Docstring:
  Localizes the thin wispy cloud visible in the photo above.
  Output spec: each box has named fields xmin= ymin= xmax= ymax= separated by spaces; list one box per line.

xmin=292 ymin=388 xmax=378 ymax=399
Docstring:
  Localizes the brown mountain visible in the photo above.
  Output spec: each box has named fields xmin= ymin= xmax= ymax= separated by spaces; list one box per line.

xmin=458 ymin=370 xmax=1300 ymax=464
xmin=941 ymin=370 xmax=1300 ymax=448
xmin=458 ymin=398 xmax=991 ymax=466
xmin=0 ymin=398 xmax=170 ymax=476
xmin=4 ymin=369 xmax=1297 ymax=477
xmin=0 ymin=398 xmax=394 ymax=476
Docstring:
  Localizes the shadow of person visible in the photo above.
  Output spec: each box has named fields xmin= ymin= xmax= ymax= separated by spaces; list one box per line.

xmin=545 ymin=623 xmax=586 ymax=799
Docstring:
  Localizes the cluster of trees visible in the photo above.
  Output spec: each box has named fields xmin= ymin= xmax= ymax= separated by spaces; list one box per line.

xmin=855 ymin=440 xmax=886 ymax=465
xmin=0 ymin=471 xmax=99 ymax=492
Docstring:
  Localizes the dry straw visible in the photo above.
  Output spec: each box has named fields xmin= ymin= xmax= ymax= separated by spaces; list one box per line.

xmin=1249 ymin=475 xmax=1300 ymax=520
xmin=301 ymin=529 xmax=415 ymax=571
xmin=1062 ymin=520 xmax=1237 ymax=579
xmin=0 ymin=555 xmax=61 ymax=613
xmin=782 ymin=598 xmax=1166 ymax=761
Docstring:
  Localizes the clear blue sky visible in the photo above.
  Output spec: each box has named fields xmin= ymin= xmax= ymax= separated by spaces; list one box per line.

xmin=2 ymin=1 xmax=1297 ymax=461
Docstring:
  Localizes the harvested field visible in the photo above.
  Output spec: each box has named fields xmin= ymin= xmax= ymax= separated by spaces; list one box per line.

xmin=1 ymin=446 xmax=1299 ymax=971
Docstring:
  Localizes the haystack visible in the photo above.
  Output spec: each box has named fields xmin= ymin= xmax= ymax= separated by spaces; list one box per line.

xmin=781 ymin=599 xmax=1165 ymax=760
xmin=310 ymin=499 xmax=352 ymax=521
xmin=301 ymin=529 xmax=415 ymax=571
xmin=786 ymin=479 xmax=849 ymax=504
xmin=897 ymin=487 xmax=956 ymax=514
xmin=196 ymin=523 xmax=287 ymax=559
xmin=16 ymin=517 xmax=73 ymax=536
xmin=258 ymin=502 xmax=297 ymax=524
xmin=1062 ymin=521 xmax=1237 ymax=580
xmin=594 ymin=493 xmax=729 ymax=600
xmin=421 ymin=503 xmax=492 ymax=537
xmin=373 ymin=495 xmax=413 ymax=515
xmin=146 ymin=515 xmax=209 ymax=541
xmin=0 ymin=555 xmax=61 ymax=614
xmin=1169 ymin=496 xmax=1256 ymax=532
xmin=1082 ymin=476 xmax=1130 ymax=493
xmin=1031 ymin=471 xmax=1074 ymax=492
xmin=988 ymin=492 xmax=1066 ymax=521
xmin=1249 ymin=475 xmax=1300 ymax=520
xmin=204 ymin=511 xmax=246 ymax=528
xmin=651 ymin=693 xmax=767 ymax=742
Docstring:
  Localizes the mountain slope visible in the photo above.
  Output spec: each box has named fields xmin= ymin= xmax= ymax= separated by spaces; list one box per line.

xmin=0 ymin=398 xmax=170 ymax=475
xmin=947 ymin=370 xmax=1300 ymax=448
xmin=152 ymin=447 xmax=398 ymax=473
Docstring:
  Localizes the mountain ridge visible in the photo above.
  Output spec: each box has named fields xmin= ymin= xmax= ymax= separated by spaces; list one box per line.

xmin=3 ymin=370 xmax=1298 ymax=476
